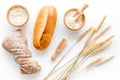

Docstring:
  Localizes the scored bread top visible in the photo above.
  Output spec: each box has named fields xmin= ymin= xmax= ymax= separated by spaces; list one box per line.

xmin=33 ymin=5 xmax=57 ymax=50
xmin=33 ymin=6 xmax=48 ymax=49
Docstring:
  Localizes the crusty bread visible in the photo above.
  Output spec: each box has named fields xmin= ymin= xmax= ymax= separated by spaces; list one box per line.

xmin=33 ymin=5 xmax=57 ymax=50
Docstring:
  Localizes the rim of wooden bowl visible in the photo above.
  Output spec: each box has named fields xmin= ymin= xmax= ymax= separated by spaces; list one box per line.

xmin=64 ymin=8 xmax=86 ymax=31
xmin=6 ymin=5 xmax=29 ymax=27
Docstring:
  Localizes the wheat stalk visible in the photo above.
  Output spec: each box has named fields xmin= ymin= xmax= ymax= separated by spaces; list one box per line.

xmin=96 ymin=55 xmax=114 ymax=66
xmin=95 ymin=16 xmax=107 ymax=32
xmin=93 ymin=25 xmax=111 ymax=40
xmin=43 ymin=16 xmax=114 ymax=80
xmin=85 ymin=57 xmax=102 ymax=69
xmin=43 ymin=27 xmax=91 ymax=80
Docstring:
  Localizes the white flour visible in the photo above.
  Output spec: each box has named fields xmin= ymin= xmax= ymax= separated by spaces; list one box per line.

xmin=65 ymin=10 xmax=82 ymax=29
xmin=8 ymin=7 xmax=28 ymax=26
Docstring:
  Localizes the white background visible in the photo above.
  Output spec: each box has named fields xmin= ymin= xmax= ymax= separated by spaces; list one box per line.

xmin=0 ymin=0 xmax=120 ymax=80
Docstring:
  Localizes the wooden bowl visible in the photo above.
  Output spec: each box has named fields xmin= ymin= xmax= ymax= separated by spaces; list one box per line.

xmin=7 ymin=5 xmax=29 ymax=27
xmin=64 ymin=8 xmax=86 ymax=31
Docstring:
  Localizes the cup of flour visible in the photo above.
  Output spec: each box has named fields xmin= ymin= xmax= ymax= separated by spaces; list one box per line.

xmin=7 ymin=5 xmax=29 ymax=27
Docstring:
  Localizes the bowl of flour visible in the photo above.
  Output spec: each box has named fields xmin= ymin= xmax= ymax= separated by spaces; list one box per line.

xmin=7 ymin=5 xmax=29 ymax=27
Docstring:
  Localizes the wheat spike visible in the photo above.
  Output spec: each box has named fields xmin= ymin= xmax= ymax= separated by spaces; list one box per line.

xmin=97 ymin=55 xmax=114 ymax=66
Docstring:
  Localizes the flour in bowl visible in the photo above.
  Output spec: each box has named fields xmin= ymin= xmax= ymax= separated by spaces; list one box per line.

xmin=7 ymin=5 xmax=29 ymax=27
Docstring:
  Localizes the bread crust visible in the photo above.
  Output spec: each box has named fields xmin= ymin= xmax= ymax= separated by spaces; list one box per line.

xmin=33 ymin=5 xmax=57 ymax=50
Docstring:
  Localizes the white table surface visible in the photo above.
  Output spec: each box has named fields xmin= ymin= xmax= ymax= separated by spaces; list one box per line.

xmin=0 ymin=0 xmax=119 ymax=80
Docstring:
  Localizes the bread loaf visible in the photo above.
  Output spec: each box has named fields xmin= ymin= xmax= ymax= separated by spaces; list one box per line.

xmin=2 ymin=29 xmax=40 ymax=74
xmin=33 ymin=5 xmax=57 ymax=50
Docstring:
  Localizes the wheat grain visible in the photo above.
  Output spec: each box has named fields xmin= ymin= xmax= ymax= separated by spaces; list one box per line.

xmin=91 ymin=42 xmax=112 ymax=56
xmin=97 ymin=55 xmax=114 ymax=66
xmin=93 ymin=25 xmax=111 ymax=40
xmin=85 ymin=57 xmax=102 ymax=68
xmin=95 ymin=16 xmax=107 ymax=32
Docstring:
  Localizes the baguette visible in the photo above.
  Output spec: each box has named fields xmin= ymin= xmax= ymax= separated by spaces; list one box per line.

xmin=33 ymin=5 xmax=57 ymax=50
